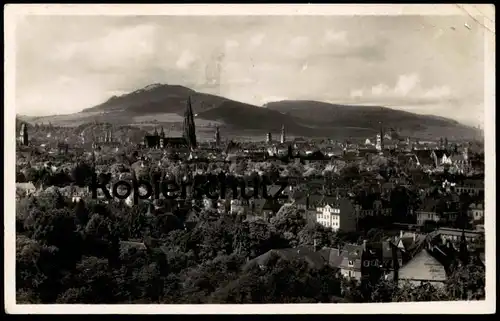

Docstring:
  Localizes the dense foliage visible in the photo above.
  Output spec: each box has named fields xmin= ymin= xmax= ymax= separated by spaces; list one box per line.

xmin=16 ymin=189 xmax=485 ymax=304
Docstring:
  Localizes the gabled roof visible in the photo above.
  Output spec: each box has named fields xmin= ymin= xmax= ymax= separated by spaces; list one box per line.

xmin=417 ymin=198 xmax=439 ymax=213
xmin=318 ymin=248 xmax=344 ymax=267
xmin=432 ymin=149 xmax=449 ymax=159
xmin=318 ymin=195 xmax=340 ymax=207
xmin=398 ymin=249 xmax=447 ymax=282
xmin=16 ymin=182 xmax=36 ymax=190
xmin=247 ymin=246 xmax=328 ymax=270
xmin=294 ymin=194 xmax=323 ymax=208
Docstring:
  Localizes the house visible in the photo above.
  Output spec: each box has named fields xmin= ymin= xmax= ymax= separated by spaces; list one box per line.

xmin=59 ymin=185 xmax=89 ymax=203
xmin=364 ymin=241 xmax=404 ymax=280
xmin=230 ymin=199 xmax=248 ymax=215
xmin=16 ymin=182 xmax=36 ymax=198
xmin=316 ymin=244 xmax=364 ymax=280
xmin=468 ymin=203 xmax=484 ymax=221
xmin=454 ymin=179 xmax=484 ymax=196
xmin=246 ymin=198 xmax=275 ymax=221
xmin=412 ymin=150 xmax=435 ymax=167
xmin=435 ymin=227 xmax=483 ymax=245
xmin=246 ymin=246 xmax=329 ymax=271
xmin=293 ymin=193 xmax=323 ymax=223
xmin=266 ymin=184 xmax=289 ymax=205
xmin=315 ymin=196 xmax=357 ymax=232
xmin=381 ymin=182 xmax=394 ymax=195
xmin=355 ymin=199 xmax=392 ymax=219
xmin=449 ymin=153 xmax=471 ymax=173
xmin=431 ymin=149 xmax=452 ymax=167
xmin=393 ymin=230 xmax=428 ymax=261
xmin=398 ymin=249 xmax=447 ymax=289
xmin=415 ymin=198 xmax=441 ymax=226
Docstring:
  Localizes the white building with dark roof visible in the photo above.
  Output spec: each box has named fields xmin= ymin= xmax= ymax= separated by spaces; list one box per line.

xmin=315 ymin=196 xmax=357 ymax=232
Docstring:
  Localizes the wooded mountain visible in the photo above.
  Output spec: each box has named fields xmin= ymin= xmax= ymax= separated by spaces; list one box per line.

xmin=24 ymin=84 xmax=480 ymax=140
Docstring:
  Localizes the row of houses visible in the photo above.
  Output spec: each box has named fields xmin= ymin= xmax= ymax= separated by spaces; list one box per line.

xmin=246 ymin=226 xmax=483 ymax=289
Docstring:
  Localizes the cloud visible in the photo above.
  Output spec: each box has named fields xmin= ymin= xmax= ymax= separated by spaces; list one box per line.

xmin=350 ymin=73 xmax=453 ymax=103
xmin=250 ymin=33 xmax=265 ymax=46
xmin=51 ymin=24 xmax=157 ymax=71
xmin=290 ymin=36 xmax=309 ymax=48
xmin=350 ymin=89 xmax=363 ymax=98
xmin=323 ymin=30 xmax=348 ymax=45
xmin=423 ymin=86 xmax=452 ymax=99
xmin=225 ymin=39 xmax=240 ymax=49
xmin=14 ymin=15 xmax=484 ymax=126
xmin=394 ymin=73 xmax=420 ymax=96
xmin=176 ymin=50 xmax=197 ymax=69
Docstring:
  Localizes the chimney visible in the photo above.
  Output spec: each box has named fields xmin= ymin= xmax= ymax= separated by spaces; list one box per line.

xmin=362 ymin=240 xmax=367 ymax=251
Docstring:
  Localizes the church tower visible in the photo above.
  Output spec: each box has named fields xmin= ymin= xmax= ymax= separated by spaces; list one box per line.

xmin=266 ymin=132 xmax=272 ymax=144
xmin=183 ymin=96 xmax=197 ymax=149
xmin=280 ymin=124 xmax=286 ymax=144
xmin=376 ymin=122 xmax=384 ymax=153
xmin=215 ymin=126 xmax=221 ymax=146
xmin=20 ymin=123 xmax=28 ymax=146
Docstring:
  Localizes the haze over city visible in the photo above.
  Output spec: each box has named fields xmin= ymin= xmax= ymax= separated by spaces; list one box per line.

xmin=16 ymin=15 xmax=486 ymax=127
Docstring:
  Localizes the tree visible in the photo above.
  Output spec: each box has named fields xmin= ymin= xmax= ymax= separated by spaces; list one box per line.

xmin=57 ymin=256 xmax=118 ymax=303
xmin=446 ymin=263 xmax=485 ymax=300
xmin=74 ymin=200 xmax=90 ymax=227
xmin=71 ymin=162 xmax=93 ymax=187
xmin=270 ymin=206 xmax=307 ymax=240
xmin=16 ymin=235 xmax=60 ymax=302
xmin=297 ymin=222 xmax=334 ymax=248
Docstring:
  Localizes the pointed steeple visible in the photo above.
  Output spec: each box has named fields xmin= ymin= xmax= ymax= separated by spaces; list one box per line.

xmin=153 ymin=127 xmax=158 ymax=136
xmin=215 ymin=126 xmax=221 ymax=145
xmin=160 ymin=126 xmax=165 ymax=138
xmin=183 ymin=96 xmax=197 ymax=149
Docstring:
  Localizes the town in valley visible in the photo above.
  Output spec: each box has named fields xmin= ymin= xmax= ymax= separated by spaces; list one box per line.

xmin=15 ymin=96 xmax=485 ymax=303
xmin=13 ymin=11 xmax=488 ymax=305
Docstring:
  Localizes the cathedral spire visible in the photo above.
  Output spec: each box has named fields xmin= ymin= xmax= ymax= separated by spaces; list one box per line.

xmin=183 ymin=96 xmax=197 ymax=149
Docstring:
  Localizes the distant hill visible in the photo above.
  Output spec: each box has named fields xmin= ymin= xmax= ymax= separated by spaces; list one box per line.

xmin=263 ymin=100 xmax=460 ymax=130
xmin=21 ymin=83 xmax=480 ymax=140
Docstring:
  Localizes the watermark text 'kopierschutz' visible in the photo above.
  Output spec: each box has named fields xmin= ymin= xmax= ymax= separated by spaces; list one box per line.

xmin=90 ymin=173 xmax=288 ymax=205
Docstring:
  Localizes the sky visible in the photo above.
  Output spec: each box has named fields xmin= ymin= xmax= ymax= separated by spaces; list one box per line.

xmin=15 ymin=14 xmax=488 ymax=126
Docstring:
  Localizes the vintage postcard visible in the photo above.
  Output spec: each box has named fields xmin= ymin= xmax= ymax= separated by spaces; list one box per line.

xmin=4 ymin=4 xmax=495 ymax=314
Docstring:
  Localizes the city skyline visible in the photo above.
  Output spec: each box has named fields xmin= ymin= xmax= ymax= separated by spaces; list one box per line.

xmin=15 ymin=12 xmax=489 ymax=127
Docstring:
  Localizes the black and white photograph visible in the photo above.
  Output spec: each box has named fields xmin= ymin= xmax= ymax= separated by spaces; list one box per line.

xmin=4 ymin=4 xmax=495 ymax=314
